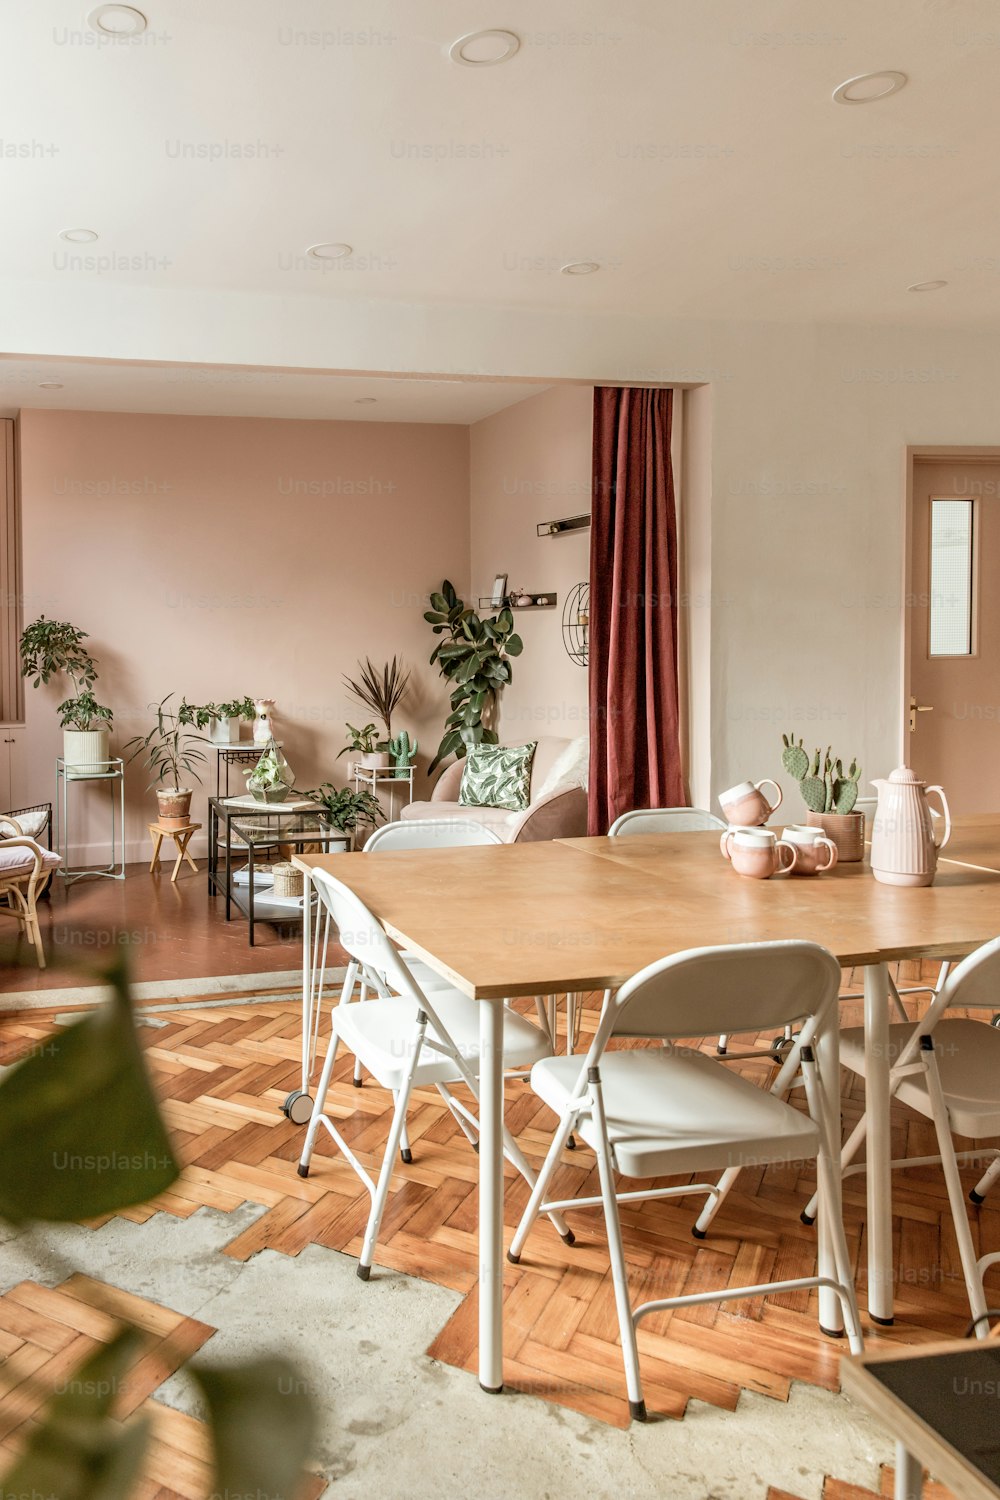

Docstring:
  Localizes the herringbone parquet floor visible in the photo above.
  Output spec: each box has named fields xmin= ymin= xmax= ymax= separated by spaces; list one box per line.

xmin=2 ymin=970 xmax=997 ymax=1447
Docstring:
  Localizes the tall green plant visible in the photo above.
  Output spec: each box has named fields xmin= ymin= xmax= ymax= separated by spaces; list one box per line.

xmin=123 ymin=694 xmax=209 ymax=789
xmin=424 ymin=580 xmax=522 ymax=772
xmin=19 ymin=615 xmax=114 ymax=731
xmin=0 ymin=955 xmax=316 ymax=1498
xmin=343 ymin=657 xmax=410 ymax=744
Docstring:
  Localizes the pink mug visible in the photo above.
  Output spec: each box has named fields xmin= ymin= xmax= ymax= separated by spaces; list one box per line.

xmin=721 ymin=826 xmax=796 ymax=880
xmin=782 ymin=825 xmax=838 ymax=876
xmin=718 ymin=778 xmax=783 ymax=827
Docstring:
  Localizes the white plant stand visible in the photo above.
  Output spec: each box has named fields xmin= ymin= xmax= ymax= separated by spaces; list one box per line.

xmin=55 ymin=756 xmax=126 ymax=883
xmin=352 ymin=762 xmax=415 ymax=822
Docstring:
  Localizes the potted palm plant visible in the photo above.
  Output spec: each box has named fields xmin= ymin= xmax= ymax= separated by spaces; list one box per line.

xmin=343 ymin=658 xmax=410 ymax=768
xmin=19 ymin=616 xmax=114 ymax=776
xmin=124 ymin=695 xmax=210 ymax=829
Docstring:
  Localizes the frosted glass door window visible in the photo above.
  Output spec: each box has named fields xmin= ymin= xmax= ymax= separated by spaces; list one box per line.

xmin=929 ymin=499 xmax=975 ymax=657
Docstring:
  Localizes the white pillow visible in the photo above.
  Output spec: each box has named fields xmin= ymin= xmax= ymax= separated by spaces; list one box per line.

xmin=536 ymin=735 xmax=589 ymax=799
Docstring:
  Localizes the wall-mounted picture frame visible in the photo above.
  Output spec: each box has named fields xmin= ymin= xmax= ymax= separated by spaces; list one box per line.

xmin=491 ymin=573 xmax=508 ymax=608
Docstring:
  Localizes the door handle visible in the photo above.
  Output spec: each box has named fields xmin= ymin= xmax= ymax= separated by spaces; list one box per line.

xmin=909 ymin=698 xmax=933 ymax=733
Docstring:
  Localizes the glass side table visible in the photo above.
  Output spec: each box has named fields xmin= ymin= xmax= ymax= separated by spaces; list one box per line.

xmin=55 ymin=756 xmax=126 ymax=883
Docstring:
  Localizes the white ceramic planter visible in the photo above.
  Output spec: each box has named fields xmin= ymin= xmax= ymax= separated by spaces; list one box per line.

xmin=63 ymin=728 xmax=110 ymax=778
xmin=209 ymin=716 xmax=241 ymax=745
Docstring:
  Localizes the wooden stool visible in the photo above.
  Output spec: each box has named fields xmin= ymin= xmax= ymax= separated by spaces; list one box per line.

xmin=148 ymin=822 xmax=201 ymax=882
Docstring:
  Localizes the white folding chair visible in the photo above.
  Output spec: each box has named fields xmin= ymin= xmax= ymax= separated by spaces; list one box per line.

xmin=508 ymin=940 xmax=862 ymax=1420
xmin=607 ymin=807 xmax=783 ymax=1061
xmin=802 ymin=936 xmax=1000 ymax=1333
xmin=297 ymin=868 xmax=572 ymax=1279
xmin=608 ymin=807 xmax=726 ymax=836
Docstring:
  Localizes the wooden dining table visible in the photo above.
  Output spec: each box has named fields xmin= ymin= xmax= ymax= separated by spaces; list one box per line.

xmin=294 ymin=816 xmax=1000 ymax=1395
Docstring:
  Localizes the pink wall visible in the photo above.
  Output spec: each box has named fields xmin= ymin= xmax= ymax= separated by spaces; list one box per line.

xmin=16 ymin=409 xmax=470 ymax=860
xmin=469 ymin=386 xmax=593 ymax=742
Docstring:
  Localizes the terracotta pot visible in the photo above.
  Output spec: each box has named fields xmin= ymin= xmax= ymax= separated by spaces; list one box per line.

xmin=805 ymin=810 xmax=865 ymax=862
xmin=156 ymin=788 xmax=193 ymax=830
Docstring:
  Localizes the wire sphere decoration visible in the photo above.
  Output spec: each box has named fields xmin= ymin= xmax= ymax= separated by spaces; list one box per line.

xmin=562 ymin=581 xmax=590 ymax=666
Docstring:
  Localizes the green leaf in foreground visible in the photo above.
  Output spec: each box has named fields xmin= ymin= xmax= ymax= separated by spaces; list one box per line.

xmin=0 ymin=958 xmax=179 ymax=1222
xmin=193 ymin=1357 xmax=318 ymax=1500
xmin=0 ymin=1328 xmax=150 ymax=1500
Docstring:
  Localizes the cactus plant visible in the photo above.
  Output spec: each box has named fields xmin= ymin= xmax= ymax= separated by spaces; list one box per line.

xmin=389 ymin=729 xmax=418 ymax=779
xmin=781 ymin=737 xmax=861 ymax=815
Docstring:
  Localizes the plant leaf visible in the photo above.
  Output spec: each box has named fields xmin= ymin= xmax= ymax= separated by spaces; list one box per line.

xmin=192 ymin=1356 xmax=317 ymax=1500
xmin=0 ymin=959 xmax=179 ymax=1222
xmin=0 ymin=1328 xmax=150 ymax=1500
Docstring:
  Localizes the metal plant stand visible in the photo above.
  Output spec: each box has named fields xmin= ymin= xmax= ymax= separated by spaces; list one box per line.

xmin=351 ymin=762 xmax=415 ymax=822
xmin=55 ymin=756 xmax=126 ymax=883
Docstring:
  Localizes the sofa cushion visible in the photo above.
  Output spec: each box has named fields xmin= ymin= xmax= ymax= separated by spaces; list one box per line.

xmin=3 ymin=809 xmax=49 ymax=841
xmin=536 ymin=735 xmax=589 ymax=799
xmin=459 ymin=742 xmax=536 ymax=812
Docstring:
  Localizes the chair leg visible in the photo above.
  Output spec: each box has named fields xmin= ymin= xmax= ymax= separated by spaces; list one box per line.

xmin=716 ymin=1033 xmax=728 ymax=1056
xmin=297 ymin=1025 xmax=342 ymax=1175
xmin=693 ymin=1165 xmax=740 ymax=1238
xmin=802 ymin=1110 xmax=870 ymax=1226
xmin=970 ymin=1153 xmax=1000 ymax=1206
xmin=508 ymin=1105 xmax=580 ymax=1261
xmin=800 ymin=1047 xmax=864 ymax=1352
xmin=920 ymin=1039 xmax=990 ymax=1333
xmin=395 ymin=1092 xmax=413 ymax=1163
xmin=357 ymin=1016 xmax=428 ymax=1279
xmin=589 ymin=1071 xmax=646 ymax=1421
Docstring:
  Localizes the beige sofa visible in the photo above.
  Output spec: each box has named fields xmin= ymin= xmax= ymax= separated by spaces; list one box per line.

xmin=400 ymin=736 xmax=588 ymax=843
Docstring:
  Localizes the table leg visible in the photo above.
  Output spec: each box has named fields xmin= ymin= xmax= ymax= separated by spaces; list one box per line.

xmin=894 ymin=1441 xmax=923 ymax=1499
xmin=149 ymin=831 xmax=163 ymax=873
xmin=865 ymin=962 xmax=894 ymax=1325
xmin=301 ymin=873 xmax=312 ymax=1094
xmin=478 ymin=997 xmax=504 ymax=1394
xmin=170 ymin=836 xmax=184 ymax=882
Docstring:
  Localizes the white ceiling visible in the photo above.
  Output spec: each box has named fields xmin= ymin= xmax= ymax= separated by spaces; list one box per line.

xmin=1 ymin=0 xmax=998 ymax=411
xmin=0 ymin=357 xmax=548 ymax=423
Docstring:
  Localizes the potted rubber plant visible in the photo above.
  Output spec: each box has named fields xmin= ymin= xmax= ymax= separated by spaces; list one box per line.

xmin=19 ymin=616 xmax=114 ymax=777
xmin=343 ymin=658 xmax=410 ymax=767
xmin=780 ymin=736 xmax=864 ymax=861
xmin=124 ymin=695 xmax=210 ymax=829
xmin=424 ymin=580 xmax=522 ymax=772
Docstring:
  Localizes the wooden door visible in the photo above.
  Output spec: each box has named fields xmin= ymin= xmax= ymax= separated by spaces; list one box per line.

xmin=909 ymin=459 xmax=1000 ymax=815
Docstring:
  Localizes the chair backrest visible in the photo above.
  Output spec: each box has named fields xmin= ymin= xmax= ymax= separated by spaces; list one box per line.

xmin=593 ymin=941 xmax=841 ymax=1049
xmin=892 ymin=934 xmax=1000 ymax=1055
xmin=365 ymin=819 xmax=503 ymax=852
xmin=311 ymin=866 xmax=420 ymax=1003
xmin=608 ymin=807 xmax=726 ymax=837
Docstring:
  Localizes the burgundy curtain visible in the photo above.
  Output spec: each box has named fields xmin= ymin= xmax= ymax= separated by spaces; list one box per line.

xmin=588 ymin=387 xmax=684 ymax=834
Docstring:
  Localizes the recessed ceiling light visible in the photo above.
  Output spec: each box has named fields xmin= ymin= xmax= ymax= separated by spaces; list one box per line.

xmin=907 ymin=279 xmax=947 ymax=292
xmin=59 ymin=228 xmax=99 ymax=243
xmin=560 ymin=261 xmax=600 ymax=276
xmin=87 ymin=4 xmax=148 ymax=35
xmin=306 ymin=242 xmax=353 ymax=260
xmin=449 ymin=29 xmax=520 ymax=66
xmin=37 ymin=382 xmax=64 ymax=390
xmin=833 ymin=70 xmax=907 ymax=104
xmin=354 ymin=397 xmax=377 ymax=404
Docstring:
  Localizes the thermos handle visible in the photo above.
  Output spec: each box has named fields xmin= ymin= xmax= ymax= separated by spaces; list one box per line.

xmin=926 ymin=786 xmax=951 ymax=849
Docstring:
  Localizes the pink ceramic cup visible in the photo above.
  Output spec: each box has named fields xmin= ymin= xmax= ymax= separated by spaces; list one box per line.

xmin=718 ymin=778 xmax=783 ymax=827
xmin=721 ymin=826 xmax=796 ymax=879
xmin=782 ymin=825 xmax=838 ymax=876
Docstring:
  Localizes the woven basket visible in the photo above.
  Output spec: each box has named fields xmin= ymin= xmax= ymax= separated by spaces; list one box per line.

xmin=271 ymin=862 xmax=304 ymax=899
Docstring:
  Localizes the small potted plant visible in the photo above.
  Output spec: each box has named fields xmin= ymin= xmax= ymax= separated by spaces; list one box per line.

xmin=780 ymin=736 xmax=864 ymax=861
xmin=181 ymin=696 xmax=256 ymax=745
xmin=337 ymin=722 xmax=384 ymax=771
xmin=19 ymin=616 xmax=114 ymax=777
xmin=343 ymin=657 xmax=410 ymax=766
xmin=124 ymin=695 xmax=209 ymax=828
xmin=309 ymin=782 xmax=384 ymax=851
xmin=246 ymin=741 xmax=295 ymax=803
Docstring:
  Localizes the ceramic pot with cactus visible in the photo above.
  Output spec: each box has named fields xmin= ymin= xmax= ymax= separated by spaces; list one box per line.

xmin=781 ymin=737 xmax=865 ymax=862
